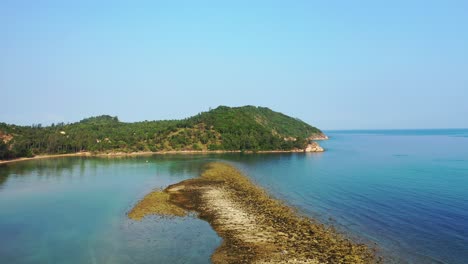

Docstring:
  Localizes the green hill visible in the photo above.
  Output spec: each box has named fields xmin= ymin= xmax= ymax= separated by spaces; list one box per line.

xmin=0 ymin=106 xmax=326 ymax=159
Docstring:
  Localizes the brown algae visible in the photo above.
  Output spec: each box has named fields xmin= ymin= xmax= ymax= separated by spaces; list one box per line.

xmin=128 ymin=190 xmax=187 ymax=220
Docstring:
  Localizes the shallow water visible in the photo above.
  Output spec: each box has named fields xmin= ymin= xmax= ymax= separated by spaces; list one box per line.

xmin=1 ymin=129 xmax=467 ymax=263
xmin=0 ymin=157 xmax=221 ymax=264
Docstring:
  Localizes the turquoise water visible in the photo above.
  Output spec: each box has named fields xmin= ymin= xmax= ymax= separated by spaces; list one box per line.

xmin=1 ymin=129 xmax=467 ymax=263
xmin=0 ymin=157 xmax=222 ymax=264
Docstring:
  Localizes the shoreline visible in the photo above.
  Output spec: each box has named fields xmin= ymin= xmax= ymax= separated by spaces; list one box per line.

xmin=129 ymin=162 xmax=378 ymax=263
xmin=0 ymin=147 xmax=324 ymax=165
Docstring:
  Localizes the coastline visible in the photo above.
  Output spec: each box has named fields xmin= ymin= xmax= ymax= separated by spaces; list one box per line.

xmin=129 ymin=162 xmax=378 ymax=264
xmin=0 ymin=152 xmax=94 ymax=165
xmin=0 ymin=146 xmax=324 ymax=165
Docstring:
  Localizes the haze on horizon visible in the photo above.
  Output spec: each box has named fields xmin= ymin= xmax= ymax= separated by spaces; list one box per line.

xmin=1 ymin=1 xmax=467 ymax=130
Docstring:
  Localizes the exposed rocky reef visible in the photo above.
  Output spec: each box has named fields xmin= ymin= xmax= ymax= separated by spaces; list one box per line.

xmin=129 ymin=162 xmax=378 ymax=264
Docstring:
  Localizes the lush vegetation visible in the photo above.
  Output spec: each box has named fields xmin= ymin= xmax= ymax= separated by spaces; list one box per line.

xmin=0 ymin=106 xmax=324 ymax=160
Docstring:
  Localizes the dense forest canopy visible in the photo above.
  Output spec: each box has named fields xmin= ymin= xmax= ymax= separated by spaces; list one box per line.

xmin=0 ymin=106 xmax=325 ymax=160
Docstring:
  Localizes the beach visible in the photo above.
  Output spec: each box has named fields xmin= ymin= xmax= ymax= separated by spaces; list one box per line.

xmin=0 ymin=145 xmax=324 ymax=165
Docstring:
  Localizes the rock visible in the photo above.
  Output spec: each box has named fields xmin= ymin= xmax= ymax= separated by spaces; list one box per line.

xmin=307 ymin=133 xmax=329 ymax=141
xmin=304 ymin=142 xmax=324 ymax=152
xmin=0 ymin=132 xmax=13 ymax=143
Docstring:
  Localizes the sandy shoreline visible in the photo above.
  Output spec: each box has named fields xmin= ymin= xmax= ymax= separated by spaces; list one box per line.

xmin=0 ymin=148 xmax=324 ymax=165
xmin=129 ymin=162 xmax=378 ymax=264
xmin=0 ymin=152 xmax=94 ymax=165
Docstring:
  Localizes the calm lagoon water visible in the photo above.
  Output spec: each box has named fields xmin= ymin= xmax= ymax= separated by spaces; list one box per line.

xmin=1 ymin=129 xmax=467 ymax=263
xmin=0 ymin=157 xmax=221 ymax=264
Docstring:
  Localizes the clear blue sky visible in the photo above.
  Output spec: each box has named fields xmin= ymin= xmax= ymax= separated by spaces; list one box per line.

xmin=1 ymin=0 xmax=467 ymax=129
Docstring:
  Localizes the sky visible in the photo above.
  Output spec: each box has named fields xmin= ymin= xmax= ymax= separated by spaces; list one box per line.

xmin=1 ymin=0 xmax=467 ymax=130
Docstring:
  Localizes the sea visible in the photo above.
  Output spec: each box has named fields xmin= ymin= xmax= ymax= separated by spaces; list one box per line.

xmin=0 ymin=129 xmax=467 ymax=263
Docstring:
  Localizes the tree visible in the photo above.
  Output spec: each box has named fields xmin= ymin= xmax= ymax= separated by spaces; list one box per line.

xmin=0 ymin=141 xmax=11 ymax=159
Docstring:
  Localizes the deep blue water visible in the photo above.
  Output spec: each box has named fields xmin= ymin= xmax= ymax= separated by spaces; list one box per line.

xmin=0 ymin=129 xmax=467 ymax=263
xmin=232 ymin=129 xmax=468 ymax=263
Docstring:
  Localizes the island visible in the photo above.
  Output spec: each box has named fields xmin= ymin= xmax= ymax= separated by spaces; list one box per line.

xmin=0 ymin=105 xmax=381 ymax=263
xmin=0 ymin=106 xmax=327 ymax=163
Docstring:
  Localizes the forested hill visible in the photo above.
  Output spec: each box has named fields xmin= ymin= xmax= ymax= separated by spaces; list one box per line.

xmin=0 ymin=106 xmax=326 ymax=160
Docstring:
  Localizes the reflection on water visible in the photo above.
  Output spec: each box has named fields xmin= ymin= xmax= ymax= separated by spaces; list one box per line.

xmin=0 ymin=153 xmax=303 ymax=189
xmin=0 ymin=155 xmax=212 ymax=188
